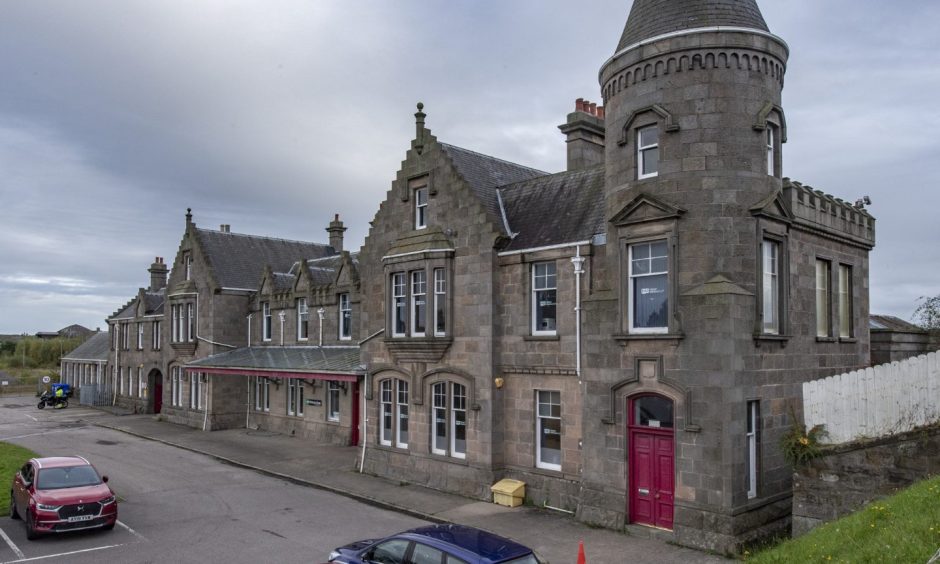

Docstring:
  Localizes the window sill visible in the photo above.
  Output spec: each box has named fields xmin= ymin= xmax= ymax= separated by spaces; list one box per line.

xmin=613 ymin=333 xmax=684 ymax=343
xmin=839 ymin=337 xmax=858 ymax=343
xmin=815 ymin=336 xmax=837 ymax=343
xmin=753 ymin=334 xmax=790 ymax=347
xmin=524 ymin=334 xmax=560 ymax=342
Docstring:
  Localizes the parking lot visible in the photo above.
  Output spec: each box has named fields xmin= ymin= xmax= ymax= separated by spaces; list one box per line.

xmin=0 ymin=398 xmax=425 ymax=563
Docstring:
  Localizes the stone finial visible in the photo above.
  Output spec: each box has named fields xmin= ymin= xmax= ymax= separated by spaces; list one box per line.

xmin=186 ymin=207 xmax=193 ymax=226
xmin=415 ymin=102 xmax=427 ymax=155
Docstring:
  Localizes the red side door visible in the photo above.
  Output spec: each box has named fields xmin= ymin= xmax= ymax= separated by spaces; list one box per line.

xmin=154 ymin=378 xmax=163 ymax=414
xmin=350 ymin=381 xmax=360 ymax=446
xmin=628 ymin=394 xmax=675 ymax=530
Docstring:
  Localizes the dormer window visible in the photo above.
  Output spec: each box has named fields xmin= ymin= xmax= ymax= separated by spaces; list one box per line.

xmin=637 ymin=125 xmax=659 ymax=179
xmin=262 ymin=302 xmax=272 ymax=341
xmin=297 ymin=298 xmax=309 ymax=341
xmin=415 ymin=187 xmax=428 ymax=229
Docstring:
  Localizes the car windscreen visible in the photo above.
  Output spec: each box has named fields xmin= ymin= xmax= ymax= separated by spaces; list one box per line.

xmin=500 ymin=555 xmax=541 ymax=564
xmin=36 ymin=466 xmax=101 ymax=489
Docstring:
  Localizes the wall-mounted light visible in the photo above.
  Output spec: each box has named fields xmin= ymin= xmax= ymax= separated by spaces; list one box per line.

xmin=494 ymin=377 xmax=504 ymax=389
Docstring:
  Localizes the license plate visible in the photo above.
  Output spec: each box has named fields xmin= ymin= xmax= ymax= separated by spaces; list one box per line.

xmin=68 ymin=515 xmax=95 ymax=523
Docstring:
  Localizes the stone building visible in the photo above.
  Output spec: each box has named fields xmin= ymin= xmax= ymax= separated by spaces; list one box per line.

xmin=59 ymin=331 xmax=110 ymax=391
xmin=354 ymin=0 xmax=875 ymax=552
xmin=106 ymin=257 xmax=168 ymax=413
xmin=95 ymin=0 xmax=880 ymax=553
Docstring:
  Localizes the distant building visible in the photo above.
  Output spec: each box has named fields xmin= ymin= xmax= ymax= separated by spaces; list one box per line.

xmin=59 ymin=331 xmax=110 ymax=389
xmin=870 ymin=315 xmax=937 ymax=365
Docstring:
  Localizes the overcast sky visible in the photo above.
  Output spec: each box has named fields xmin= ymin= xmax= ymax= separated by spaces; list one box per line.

xmin=1 ymin=1 xmax=938 ymax=334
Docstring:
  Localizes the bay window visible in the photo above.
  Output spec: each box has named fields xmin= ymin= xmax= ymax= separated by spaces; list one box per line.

xmin=392 ymin=274 xmax=407 ymax=337
xmin=411 ymin=271 xmax=427 ymax=337
xmin=434 ymin=269 xmax=446 ymax=337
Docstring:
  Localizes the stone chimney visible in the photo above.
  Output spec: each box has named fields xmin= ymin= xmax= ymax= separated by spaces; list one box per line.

xmin=558 ymin=98 xmax=605 ymax=171
xmin=148 ymin=257 xmax=168 ymax=291
xmin=326 ymin=214 xmax=346 ymax=252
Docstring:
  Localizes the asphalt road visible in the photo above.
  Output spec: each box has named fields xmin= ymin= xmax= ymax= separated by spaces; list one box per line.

xmin=0 ymin=399 xmax=426 ymax=563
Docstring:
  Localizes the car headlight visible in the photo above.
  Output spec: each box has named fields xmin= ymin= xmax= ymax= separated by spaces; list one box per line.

xmin=328 ymin=551 xmax=341 ymax=562
xmin=100 ymin=495 xmax=116 ymax=505
xmin=37 ymin=503 xmax=61 ymax=511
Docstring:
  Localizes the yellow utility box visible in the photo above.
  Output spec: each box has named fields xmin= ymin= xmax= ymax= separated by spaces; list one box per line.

xmin=490 ymin=479 xmax=526 ymax=507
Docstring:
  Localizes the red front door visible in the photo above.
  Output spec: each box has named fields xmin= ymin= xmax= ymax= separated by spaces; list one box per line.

xmin=153 ymin=378 xmax=163 ymax=414
xmin=628 ymin=395 xmax=675 ymax=530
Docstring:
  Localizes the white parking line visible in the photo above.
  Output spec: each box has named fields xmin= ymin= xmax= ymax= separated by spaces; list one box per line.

xmin=115 ymin=520 xmax=146 ymax=542
xmin=0 ymin=429 xmax=75 ymax=442
xmin=0 ymin=527 xmax=25 ymax=560
xmin=1 ymin=543 xmax=128 ymax=563
xmin=23 ymin=415 xmax=37 ymax=422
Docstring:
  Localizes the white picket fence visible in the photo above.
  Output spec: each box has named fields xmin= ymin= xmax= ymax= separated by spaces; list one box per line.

xmin=803 ymin=351 xmax=940 ymax=444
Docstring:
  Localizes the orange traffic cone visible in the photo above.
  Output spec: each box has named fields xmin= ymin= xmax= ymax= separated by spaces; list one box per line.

xmin=577 ymin=540 xmax=586 ymax=564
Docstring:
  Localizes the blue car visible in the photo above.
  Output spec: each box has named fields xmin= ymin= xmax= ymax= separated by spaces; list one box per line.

xmin=328 ymin=524 xmax=544 ymax=564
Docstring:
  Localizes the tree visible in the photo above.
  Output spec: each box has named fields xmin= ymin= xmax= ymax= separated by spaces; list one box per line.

xmin=913 ymin=294 xmax=940 ymax=330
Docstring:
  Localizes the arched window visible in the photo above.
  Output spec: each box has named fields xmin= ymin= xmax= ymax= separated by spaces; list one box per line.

xmin=431 ymin=381 xmax=467 ymax=459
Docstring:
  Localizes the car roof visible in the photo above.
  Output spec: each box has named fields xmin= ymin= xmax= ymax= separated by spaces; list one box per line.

xmin=400 ymin=524 xmax=532 ymax=562
xmin=32 ymin=456 xmax=91 ymax=469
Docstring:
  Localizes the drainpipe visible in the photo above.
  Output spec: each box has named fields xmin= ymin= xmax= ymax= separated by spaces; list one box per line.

xmin=571 ymin=247 xmax=585 ymax=385
xmin=246 ymin=312 xmax=254 ymax=429
xmin=202 ymin=373 xmax=211 ymax=431
xmin=246 ymin=313 xmax=252 ymax=347
xmin=317 ymin=308 xmax=325 ymax=347
xmin=359 ymin=373 xmax=368 ymax=473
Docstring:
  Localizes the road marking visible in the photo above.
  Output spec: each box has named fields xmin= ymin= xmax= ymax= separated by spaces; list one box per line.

xmin=1 ymin=543 xmax=127 ymax=563
xmin=0 ymin=429 xmax=75 ymax=441
xmin=0 ymin=527 xmax=25 ymax=560
xmin=23 ymin=414 xmax=37 ymax=422
xmin=116 ymin=520 xmax=146 ymax=542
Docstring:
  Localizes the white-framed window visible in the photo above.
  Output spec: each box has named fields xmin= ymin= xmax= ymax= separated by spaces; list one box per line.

xmin=121 ymin=323 xmax=129 ymax=350
xmin=411 ymin=271 xmax=427 ymax=337
xmin=111 ymin=324 xmax=118 ymax=350
xmin=628 ymin=240 xmax=669 ymax=333
xmin=139 ymin=367 xmax=147 ymax=399
xmin=297 ymin=298 xmax=309 ymax=341
xmin=191 ymin=372 xmax=203 ymax=410
xmin=761 ymin=240 xmax=780 ymax=334
xmin=433 ymin=268 xmax=446 ymax=337
xmin=119 ymin=366 xmax=125 ymax=395
xmin=380 ymin=380 xmax=393 ymax=446
xmin=815 ymin=259 xmax=831 ymax=338
xmin=254 ymin=376 xmax=270 ymax=412
xmin=531 ymin=262 xmax=557 ymax=335
xmin=392 ymin=273 xmax=407 ymax=337
xmin=184 ymin=253 xmax=192 ymax=281
xmin=766 ymin=127 xmax=775 ymax=177
xmin=839 ymin=264 xmax=853 ymax=338
xmin=288 ymin=378 xmax=298 ymax=416
xmin=327 ymin=381 xmax=341 ymax=421
xmin=152 ymin=320 xmax=161 ymax=350
xmin=137 ymin=323 xmax=144 ymax=350
xmin=415 ymin=186 xmax=428 ymax=229
xmin=186 ymin=303 xmax=195 ymax=342
xmin=536 ymin=390 xmax=562 ymax=471
xmin=637 ymin=125 xmax=659 ymax=179
xmin=431 ymin=381 xmax=467 ymax=459
xmin=171 ymin=306 xmax=179 ymax=342
xmin=339 ymin=294 xmax=351 ymax=340
xmin=171 ymin=367 xmax=181 ymax=407
xmin=396 ymin=380 xmax=409 ymax=448
xmin=262 ymin=302 xmax=272 ymax=341
xmin=746 ymin=400 xmax=760 ymax=499
xmin=128 ymin=367 xmax=136 ymax=397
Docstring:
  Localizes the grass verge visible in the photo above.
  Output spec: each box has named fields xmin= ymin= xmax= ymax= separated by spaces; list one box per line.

xmin=747 ymin=475 xmax=940 ymax=563
xmin=0 ymin=442 xmax=39 ymax=510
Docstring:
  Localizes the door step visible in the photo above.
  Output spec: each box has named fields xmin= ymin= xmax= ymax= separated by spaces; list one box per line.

xmin=625 ymin=523 xmax=675 ymax=543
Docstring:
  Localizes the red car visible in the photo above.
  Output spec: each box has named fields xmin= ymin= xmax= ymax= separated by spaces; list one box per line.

xmin=9 ymin=456 xmax=117 ymax=540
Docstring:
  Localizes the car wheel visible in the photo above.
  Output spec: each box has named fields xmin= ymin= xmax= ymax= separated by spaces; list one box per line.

xmin=9 ymin=494 xmax=19 ymax=520
xmin=25 ymin=513 xmax=39 ymax=540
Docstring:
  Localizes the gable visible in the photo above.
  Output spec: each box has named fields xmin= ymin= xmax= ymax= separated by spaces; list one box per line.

xmin=750 ymin=188 xmax=793 ymax=223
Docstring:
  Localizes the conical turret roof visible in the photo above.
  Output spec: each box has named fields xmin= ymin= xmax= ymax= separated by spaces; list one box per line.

xmin=617 ymin=0 xmax=769 ymax=51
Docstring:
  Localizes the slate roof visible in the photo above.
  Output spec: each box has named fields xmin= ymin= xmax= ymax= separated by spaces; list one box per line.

xmin=870 ymin=315 xmax=926 ymax=333
xmin=61 ymin=332 xmax=110 ymax=362
xmin=617 ymin=0 xmax=768 ymax=51
xmin=296 ymin=253 xmax=360 ymax=287
xmin=143 ymin=290 xmax=165 ymax=316
xmin=111 ymin=299 xmax=137 ymax=320
xmin=440 ymin=143 xmax=546 ymax=236
xmin=499 ymin=166 xmax=606 ymax=252
xmin=271 ymin=272 xmax=295 ymax=293
xmin=195 ymin=228 xmax=335 ymax=290
xmin=187 ymin=346 xmax=362 ymax=374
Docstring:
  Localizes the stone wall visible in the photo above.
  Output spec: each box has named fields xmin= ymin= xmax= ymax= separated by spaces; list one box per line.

xmin=791 ymin=424 xmax=940 ymax=537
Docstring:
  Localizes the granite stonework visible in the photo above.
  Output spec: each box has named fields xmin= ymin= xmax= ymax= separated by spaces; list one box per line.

xmin=791 ymin=425 xmax=940 ymax=537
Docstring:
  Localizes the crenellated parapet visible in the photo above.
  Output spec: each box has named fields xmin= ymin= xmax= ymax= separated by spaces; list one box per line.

xmin=784 ymin=178 xmax=876 ymax=249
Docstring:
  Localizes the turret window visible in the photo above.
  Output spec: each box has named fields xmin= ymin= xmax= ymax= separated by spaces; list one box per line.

xmin=766 ymin=127 xmax=776 ymax=176
xmin=628 ymin=241 xmax=669 ymax=333
xmin=637 ymin=125 xmax=659 ymax=179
